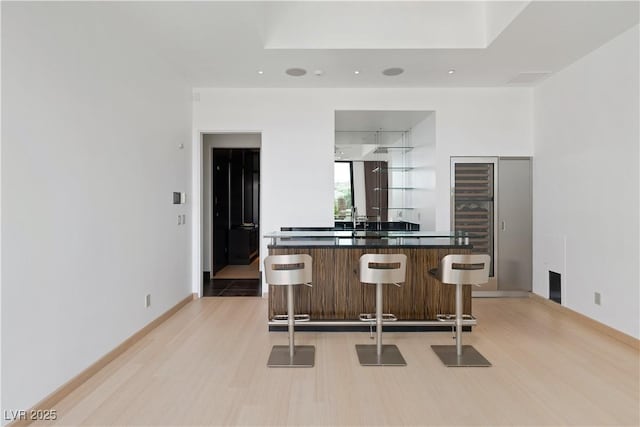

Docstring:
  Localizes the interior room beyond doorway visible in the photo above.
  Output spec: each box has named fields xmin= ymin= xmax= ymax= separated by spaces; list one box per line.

xmin=201 ymin=133 xmax=261 ymax=296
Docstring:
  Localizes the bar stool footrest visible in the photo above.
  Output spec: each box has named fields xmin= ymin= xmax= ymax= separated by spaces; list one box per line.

xmin=272 ymin=314 xmax=311 ymax=323
xmin=436 ymin=314 xmax=475 ymax=322
xmin=359 ymin=313 xmax=398 ymax=322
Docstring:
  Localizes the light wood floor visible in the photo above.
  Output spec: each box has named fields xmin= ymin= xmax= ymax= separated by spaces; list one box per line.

xmin=36 ymin=297 xmax=639 ymax=426
xmin=213 ymin=258 xmax=260 ymax=279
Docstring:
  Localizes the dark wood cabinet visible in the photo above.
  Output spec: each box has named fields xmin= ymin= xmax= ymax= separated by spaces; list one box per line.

xmin=212 ymin=148 xmax=260 ymax=271
xmin=212 ymin=150 xmax=230 ymax=274
xmin=228 ymin=227 xmax=258 ymax=264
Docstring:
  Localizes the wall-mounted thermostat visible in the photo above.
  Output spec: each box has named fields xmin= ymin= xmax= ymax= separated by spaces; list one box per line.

xmin=173 ymin=192 xmax=187 ymax=204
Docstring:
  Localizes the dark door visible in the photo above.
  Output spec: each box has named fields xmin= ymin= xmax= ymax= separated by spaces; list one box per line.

xmin=212 ymin=149 xmax=230 ymax=274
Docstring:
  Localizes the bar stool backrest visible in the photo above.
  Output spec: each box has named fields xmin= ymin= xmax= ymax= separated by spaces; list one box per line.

xmin=438 ymin=254 xmax=490 ymax=285
xmin=264 ymin=254 xmax=312 ymax=286
xmin=359 ymin=253 xmax=407 ymax=284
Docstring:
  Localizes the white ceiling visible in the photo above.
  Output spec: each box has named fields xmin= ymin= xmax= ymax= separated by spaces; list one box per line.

xmin=30 ymin=1 xmax=640 ymax=88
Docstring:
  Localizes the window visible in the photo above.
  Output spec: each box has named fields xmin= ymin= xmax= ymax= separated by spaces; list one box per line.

xmin=334 ymin=161 xmax=353 ymax=220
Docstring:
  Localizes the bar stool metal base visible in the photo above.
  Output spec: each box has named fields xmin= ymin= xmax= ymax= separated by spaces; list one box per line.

xmin=267 ymin=345 xmax=315 ymax=368
xmin=431 ymin=345 xmax=491 ymax=367
xmin=356 ymin=344 xmax=407 ymax=366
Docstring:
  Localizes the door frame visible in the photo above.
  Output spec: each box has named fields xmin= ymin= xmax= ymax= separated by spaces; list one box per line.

xmin=194 ymin=131 xmax=262 ymax=297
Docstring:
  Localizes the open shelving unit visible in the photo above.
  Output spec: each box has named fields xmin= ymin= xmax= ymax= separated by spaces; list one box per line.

xmin=371 ymin=166 xmax=414 ymax=173
xmin=334 ymin=128 xmax=418 ymax=225
xmin=370 ymin=139 xmax=415 ymax=218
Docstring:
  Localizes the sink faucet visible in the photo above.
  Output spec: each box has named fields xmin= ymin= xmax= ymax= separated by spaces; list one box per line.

xmin=352 ymin=206 xmax=357 ymax=229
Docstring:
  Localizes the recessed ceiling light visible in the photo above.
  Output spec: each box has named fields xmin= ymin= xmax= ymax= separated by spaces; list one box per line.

xmin=354 ymin=70 xmax=360 ymax=75
xmin=448 ymin=69 xmax=456 ymax=75
xmin=382 ymin=67 xmax=404 ymax=76
xmin=314 ymin=69 xmax=324 ymax=76
xmin=285 ymin=68 xmax=307 ymax=77
xmin=257 ymin=70 xmax=264 ymax=75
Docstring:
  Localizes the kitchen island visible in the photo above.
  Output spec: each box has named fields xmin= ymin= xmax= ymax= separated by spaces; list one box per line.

xmin=265 ymin=230 xmax=475 ymax=330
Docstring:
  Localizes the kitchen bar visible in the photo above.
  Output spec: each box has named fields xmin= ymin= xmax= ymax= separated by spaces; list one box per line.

xmin=265 ymin=230 xmax=475 ymax=330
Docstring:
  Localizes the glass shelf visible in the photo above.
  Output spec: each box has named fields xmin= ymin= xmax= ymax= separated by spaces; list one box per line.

xmin=372 ymin=166 xmax=414 ymax=173
xmin=372 ymin=207 xmax=416 ymax=210
xmin=373 ymin=146 xmax=414 ymax=154
xmin=334 ymin=128 xmax=414 ymax=223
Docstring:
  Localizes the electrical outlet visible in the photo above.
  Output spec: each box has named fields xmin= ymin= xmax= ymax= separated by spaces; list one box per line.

xmin=594 ymin=292 xmax=601 ymax=306
xmin=145 ymin=294 xmax=151 ymax=308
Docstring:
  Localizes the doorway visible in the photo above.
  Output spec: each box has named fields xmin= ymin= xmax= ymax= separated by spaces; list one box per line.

xmin=201 ymin=134 xmax=261 ymax=296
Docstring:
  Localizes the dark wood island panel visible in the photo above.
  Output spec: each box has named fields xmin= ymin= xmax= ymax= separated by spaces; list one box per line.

xmin=268 ymin=246 xmax=472 ymax=321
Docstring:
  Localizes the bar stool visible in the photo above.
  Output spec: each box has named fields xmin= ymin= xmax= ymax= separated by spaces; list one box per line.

xmin=264 ymin=254 xmax=314 ymax=368
xmin=429 ymin=254 xmax=491 ymax=367
xmin=356 ymin=253 xmax=407 ymax=366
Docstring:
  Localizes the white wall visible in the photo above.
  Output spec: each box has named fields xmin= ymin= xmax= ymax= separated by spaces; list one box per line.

xmin=192 ymin=87 xmax=533 ymax=293
xmin=0 ymin=3 xmax=3 ymax=415
xmin=1 ymin=3 xmax=192 ymax=417
xmin=533 ymin=25 xmax=639 ymax=338
xmin=201 ymin=133 xmax=261 ymax=273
